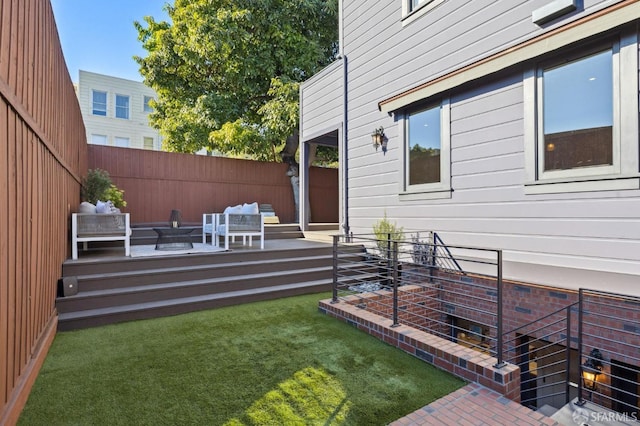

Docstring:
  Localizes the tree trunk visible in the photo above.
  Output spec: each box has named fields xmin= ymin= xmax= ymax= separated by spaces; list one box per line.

xmin=281 ymin=129 xmax=301 ymax=222
xmin=280 ymin=129 xmax=316 ymax=224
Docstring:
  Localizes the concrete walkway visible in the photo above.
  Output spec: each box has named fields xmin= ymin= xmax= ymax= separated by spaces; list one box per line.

xmin=390 ymin=383 xmax=561 ymax=425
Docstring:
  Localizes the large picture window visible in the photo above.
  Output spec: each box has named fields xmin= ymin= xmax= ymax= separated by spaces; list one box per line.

xmin=524 ymin=32 xmax=639 ymax=193
xmin=540 ymin=50 xmax=613 ymax=173
xmin=401 ymin=99 xmax=451 ymax=200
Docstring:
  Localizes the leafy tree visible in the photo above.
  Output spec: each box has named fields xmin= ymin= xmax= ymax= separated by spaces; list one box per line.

xmin=134 ymin=0 xmax=338 ymax=161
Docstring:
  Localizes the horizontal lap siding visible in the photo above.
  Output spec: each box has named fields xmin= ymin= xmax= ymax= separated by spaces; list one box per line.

xmin=300 ymin=61 xmax=343 ymax=140
xmin=0 ymin=0 xmax=87 ymax=421
xmin=88 ymin=146 xmax=338 ymax=224
xmin=338 ymin=0 xmax=640 ymax=292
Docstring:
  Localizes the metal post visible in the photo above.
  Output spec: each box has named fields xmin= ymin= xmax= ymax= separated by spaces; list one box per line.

xmin=386 ymin=233 xmax=392 ymax=288
xmin=428 ymin=231 xmax=435 ymax=283
xmin=392 ymin=240 xmax=399 ymax=327
xmin=494 ymin=250 xmax=506 ymax=368
xmin=565 ymin=304 xmax=572 ymax=404
xmin=576 ymin=289 xmax=585 ymax=406
xmin=331 ymin=234 xmax=338 ymax=303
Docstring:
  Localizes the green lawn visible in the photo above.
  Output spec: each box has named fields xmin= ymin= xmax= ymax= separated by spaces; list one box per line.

xmin=19 ymin=293 xmax=464 ymax=425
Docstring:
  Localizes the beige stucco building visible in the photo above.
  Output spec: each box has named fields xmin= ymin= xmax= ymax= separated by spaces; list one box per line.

xmin=77 ymin=70 xmax=163 ymax=150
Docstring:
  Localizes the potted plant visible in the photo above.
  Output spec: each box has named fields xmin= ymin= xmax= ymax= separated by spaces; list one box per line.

xmin=372 ymin=213 xmax=405 ymax=288
xmin=80 ymin=168 xmax=127 ymax=211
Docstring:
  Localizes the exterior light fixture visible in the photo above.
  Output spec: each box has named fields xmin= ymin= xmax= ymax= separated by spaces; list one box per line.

xmin=582 ymin=348 xmax=604 ymax=392
xmin=371 ymin=127 xmax=387 ymax=154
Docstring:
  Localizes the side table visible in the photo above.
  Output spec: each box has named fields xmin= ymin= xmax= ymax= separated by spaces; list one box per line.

xmin=153 ymin=227 xmax=196 ymax=251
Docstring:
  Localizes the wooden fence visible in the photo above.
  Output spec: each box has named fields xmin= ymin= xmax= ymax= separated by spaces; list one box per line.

xmin=0 ymin=0 xmax=88 ymax=423
xmin=0 ymin=1 xmax=337 ymax=423
xmin=88 ymin=145 xmax=338 ymax=225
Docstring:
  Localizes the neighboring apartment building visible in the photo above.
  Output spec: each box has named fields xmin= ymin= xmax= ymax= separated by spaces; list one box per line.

xmin=77 ymin=70 xmax=163 ymax=150
xmin=300 ymin=0 xmax=640 ymax=416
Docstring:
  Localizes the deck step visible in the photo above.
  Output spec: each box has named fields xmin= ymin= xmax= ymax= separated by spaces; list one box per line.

xmin=69 ymin=254 xmax=333 ymax=292
xmin=58 ymin=279 xmax=331 ymax=331
xmin=57 ymin=266 xmax=332 ymax=313
xmin=56 ymin=239 xmax=342 ymax=331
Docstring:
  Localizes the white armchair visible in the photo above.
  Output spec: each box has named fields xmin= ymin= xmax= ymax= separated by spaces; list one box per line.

xmin=202 ymin=202 xmax=265 ymax=250
xmin=72 ymin=213 xmax=131 ymax=259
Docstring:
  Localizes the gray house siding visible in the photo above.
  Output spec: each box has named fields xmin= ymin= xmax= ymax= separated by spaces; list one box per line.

xmin=300 ymin=60 xmax=343 ymax=141
xmin=300 ymin=0 xmax=640 ymax=293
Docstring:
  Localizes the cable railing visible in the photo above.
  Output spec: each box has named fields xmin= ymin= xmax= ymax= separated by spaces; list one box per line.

xmin=576 ymin=289 xmax=640 ymax=419
xmin=331 ymin=234 xmax=640 ymax=420
xmin=502 ymin=303 xmax=579 ymax=410
xmin=332 ymin=233 xmax=504 ymax=365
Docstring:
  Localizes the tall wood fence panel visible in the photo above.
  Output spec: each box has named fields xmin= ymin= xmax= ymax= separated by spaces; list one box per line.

xmin=88 ymin=146 xmax=338 ymax=225
xmin=0 ymin=0 xmax=87 ymax=423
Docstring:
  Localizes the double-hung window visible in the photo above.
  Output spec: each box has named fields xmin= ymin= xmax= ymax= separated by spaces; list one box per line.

xmin=524 ymin=31 xmax=639 ymax=193
xmin=115 ymin=94 xmax=130 ymax=119
xmin=143 ymin=136 xmax=154 ymax=150
xmin=92 ymin=90 xmax=107 ymax=116
xmin=143 ymin=95 xmax=154 ymax=113
xmin=400 ymin=98 xmax=451 ymax=200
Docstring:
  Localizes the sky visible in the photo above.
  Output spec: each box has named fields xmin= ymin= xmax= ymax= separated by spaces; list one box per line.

xmin=50 ymin=0 xmax=171 ymax=83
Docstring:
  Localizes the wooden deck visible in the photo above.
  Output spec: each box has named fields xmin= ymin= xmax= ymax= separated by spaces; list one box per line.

xmin=58 ymin=224 xmax=340 ymax=331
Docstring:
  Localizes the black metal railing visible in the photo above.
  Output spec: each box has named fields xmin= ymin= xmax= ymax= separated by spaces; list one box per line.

xmin=502 ymin=303 xmax=579 ymax=410
xmin=575 ymin=289 xmax=640 ymax=418
xmin=331 ymin=233 xmax=640 ymax=419
xmin=332 ymin=233 xmax=504 ymax=365
xmin=501 ymin=289 xmax=640 ymax=418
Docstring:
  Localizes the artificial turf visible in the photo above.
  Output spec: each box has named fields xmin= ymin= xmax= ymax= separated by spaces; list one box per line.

xmin=19 ymin=292 xmax=465 ymax=425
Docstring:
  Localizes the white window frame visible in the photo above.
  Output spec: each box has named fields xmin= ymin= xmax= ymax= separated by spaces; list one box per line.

xmin=143 ymin=95 xmax=154 ymax=113
xmin=90 ymin=134 xmax=107 ymax=145
xmin=115 ymin=94 xmax=130 ymax=119
xmin=143 ymin=136 xmax=154 ymax=150
xmin=114 ymin=137 xmax=130 ymax=148
xmin=524 ymin=31 xmax=639 ymax=194
xmin=399 ymin=98 xmax=451 ymax=201
xmin=402 ymin=0 xmax=445 ymax=26
xmin=92 ymin=90 xmax=107 ymax=116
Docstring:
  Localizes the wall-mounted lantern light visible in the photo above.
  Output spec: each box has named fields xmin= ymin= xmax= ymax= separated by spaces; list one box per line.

xmin=371 ymin=127 xmax=387 ymax=154
xmin=582 ymin=348 xmax=604 ymax=392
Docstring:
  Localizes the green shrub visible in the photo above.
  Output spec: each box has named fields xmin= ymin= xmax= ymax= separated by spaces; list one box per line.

xmin=104 ymin=184 xmax=127 ymax=209
xmin=81 ymin=169 xmax=126 ymax=208
xmin=372 ymin=213 xmax=404 ymax=258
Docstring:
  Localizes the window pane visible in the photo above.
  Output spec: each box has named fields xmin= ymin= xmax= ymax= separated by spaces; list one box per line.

xmin=114 ymin=137 xmax=129 ymax=147
xmin=143 ymin=96 xmax=154 ymax=112
xmin=143 ymin=137 xmax=154 ymax=150
xmin=91 ymin=134 xmax=107 ymax=145
xmin=92 ymin=90 xmax=107 ymax=116
xmin=411 ymin=0 xmax=428 ymax=11
xmin=542 ymin=50 xmax=613 ymax=171
xmin=408 ymin=105 xmax=441 ymax=185
xmin=115 ymin=95 xmax=130 ymax=119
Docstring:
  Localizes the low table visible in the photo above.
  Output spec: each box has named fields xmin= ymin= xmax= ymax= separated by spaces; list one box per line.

xmin=153 ymin=227 xmax=196 ymax=251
